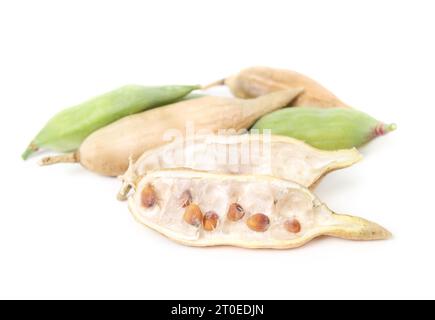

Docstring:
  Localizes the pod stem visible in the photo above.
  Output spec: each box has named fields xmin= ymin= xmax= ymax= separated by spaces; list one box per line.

xmin=21 ymin=143 xmax=39 ymax=160
xmin=117 ymin=184 xmax=132 ymax=201
xmin=201 ymin=78 xmax=225 ymax=90
xmin=39 ymin=153 xmax=79 ymax=166
xmin=117 ymin=156 xmax=137 ymax=201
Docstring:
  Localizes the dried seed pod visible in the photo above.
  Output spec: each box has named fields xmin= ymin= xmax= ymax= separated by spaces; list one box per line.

xmin=253 ymin=107 xmax=396 ymax=150
xmin=284 ymin=218 xmax=301 ymax=233
xmin=22 ymin=85 xmax=199 ymax=159
xmin=247 ymin=214 xmax=270 ymax=232
xmin=203 ymin=66 xmax=348 ymax=108
xmin=179 ymin=190 xmax=192 ymax=208
xmin=40 ymin=89 xmax=302 ymax=176
xmin=183 ymin=204 xmax=203 ymax=227
xmin=117 ymin=134 xmax=361 ymax=200
xmin=141 ymin=184 xmax=157 ymax=208
xmin=203 ymin=211 xmax=219 ymax=231
xmin=128 ymin=169 xmax=391 ymax=249
xmin=227 ymin=203 xmax=245 ymax=221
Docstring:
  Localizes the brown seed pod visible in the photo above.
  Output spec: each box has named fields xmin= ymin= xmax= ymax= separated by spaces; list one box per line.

xmin=284 ymin=218 xmax=301 ymax=233
xmin=203 ymin=211 xmax=219 ymax=231
xmin=247 ymin=213 xmax=270 ymax=232
xmin=40 ymin=89 xmax=302 ymax=176
xmin=141 ymin=184 xmax=157 ymax=208
xmin=227 ymin=203 xmax=245 ymax=221
xmin=203 ymin=66 xmax=348 ymax=108
xmin=183 ymin=204 xmax=203 ymax=227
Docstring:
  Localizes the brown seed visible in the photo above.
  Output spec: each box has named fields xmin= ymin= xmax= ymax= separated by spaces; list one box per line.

xmin=247 ymin=213 xmax=270 ymax=232
xmin=179 ymin=190 xmax=192 ymax=208
xmin=141 ymin=184 xmax=157 ymax=208
xmin=203 ymin=211 xmax=219 ymax=231
xmin=227 ymin=203 xmax=245 ymax=221
xmin=183 ymin=203 xmax=203 ymax=227
xmin=284 ymin=218 xmax=301 ymax=233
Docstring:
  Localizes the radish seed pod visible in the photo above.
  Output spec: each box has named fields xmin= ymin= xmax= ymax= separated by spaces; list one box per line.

xmin=204 ymin=66 xmax=348 ymax=108
xmin=22 ymin=84 xmax=199 ymax=159
xmin=129 ymin=169 xmax=391 ymax=249
xmin=253 ymin=107 xmax=396 ymax=150
xmin=118 ymin=134 xmax=362 ymax=200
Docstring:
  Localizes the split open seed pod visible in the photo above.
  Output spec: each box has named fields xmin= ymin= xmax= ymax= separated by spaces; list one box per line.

xmin=118 ymin=134 xmax=362 ymax=200
xmin=128 ymin=169 xmax=391 ymax=249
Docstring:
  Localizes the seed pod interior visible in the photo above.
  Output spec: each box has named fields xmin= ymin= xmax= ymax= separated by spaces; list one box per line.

xmin=118 ymin=134 xmax=362 ymax=200
xmin=128 ymin=170 xmax=391 ymax=249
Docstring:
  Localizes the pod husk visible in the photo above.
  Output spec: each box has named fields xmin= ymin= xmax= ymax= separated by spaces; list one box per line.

xmin=253 ymin=107 xmax=396 ymax=150
xmin=204 ymin=66 xmax=349 ymax=108
xmin=128 ymin=169 xmax=391 ymax=249
xmin=22 ymin=84 xmax=200 ymax=159
xmin=117 ymin=134 xmax=362 ymax=200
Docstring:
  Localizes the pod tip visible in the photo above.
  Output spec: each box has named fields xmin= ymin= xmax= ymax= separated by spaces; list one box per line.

xmin=21 ymin=150 xmax=32 ymax=160
xmin=21 ymin=143 xmax=38 ymax=160
xmin=330 ymin=212 xmax=392 ymax=241
xmin=374 ymin=122 xmax=397 ymax=136
xmin=387 ymin=123 xmax=397 ymax=132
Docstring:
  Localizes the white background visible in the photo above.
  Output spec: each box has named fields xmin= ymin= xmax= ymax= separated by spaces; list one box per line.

xmin=0 ymin=0 xmax=434 ymax=300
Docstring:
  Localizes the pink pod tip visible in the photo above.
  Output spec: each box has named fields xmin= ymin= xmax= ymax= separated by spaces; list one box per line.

xmin=374 ymin=122 xmax=397 ymax=136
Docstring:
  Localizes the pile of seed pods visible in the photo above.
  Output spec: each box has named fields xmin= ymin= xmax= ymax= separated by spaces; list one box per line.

xmin=22 ymin=66 xmax=396 ymax=249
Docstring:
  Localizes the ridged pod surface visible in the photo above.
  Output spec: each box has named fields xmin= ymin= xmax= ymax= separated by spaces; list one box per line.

xmin=204 ymin=66 xmax=348 ymax=108
xmin=118 ymin=134 xmax=362 ymax=200
xmin=22 ymin=85 xmax=199 ymax=159
xmin=40 ymin=89 xmax=302 ymax=176
xmin=253 ymin=107 xmax=396 ymax=150
xmin=128 ymin=169 xmax=391 ymax=249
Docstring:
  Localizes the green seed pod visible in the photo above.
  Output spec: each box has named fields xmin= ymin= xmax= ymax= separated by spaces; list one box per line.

xmin=252 ymin=107 xmax=396 ymax=150
xmin=22 ymin=84 xmax=199 ymax=159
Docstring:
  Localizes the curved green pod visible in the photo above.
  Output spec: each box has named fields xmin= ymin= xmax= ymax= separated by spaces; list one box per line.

xmin=252 ymin=107 xmax=396 ymax=150
xmin=22 ymin=84 xmax=199 ymax=159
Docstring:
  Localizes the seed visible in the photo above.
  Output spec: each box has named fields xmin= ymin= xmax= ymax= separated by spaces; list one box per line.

xmin=141 ymin=184 xmax=157 ymax=208
xmin=183 ymin=204 xmax=203 ymax=227
xmin=284 ymin=218 xmax=301 ymax=233
xmin=203 ymin=211 xmax=219 ymax=231
xmin=227 ymin=203 xmax=245 ymax=221
xmin=247 ymin=213 xmax=270 ymax=232
xmin=179 ymin=190 xmax=192 ymax=208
